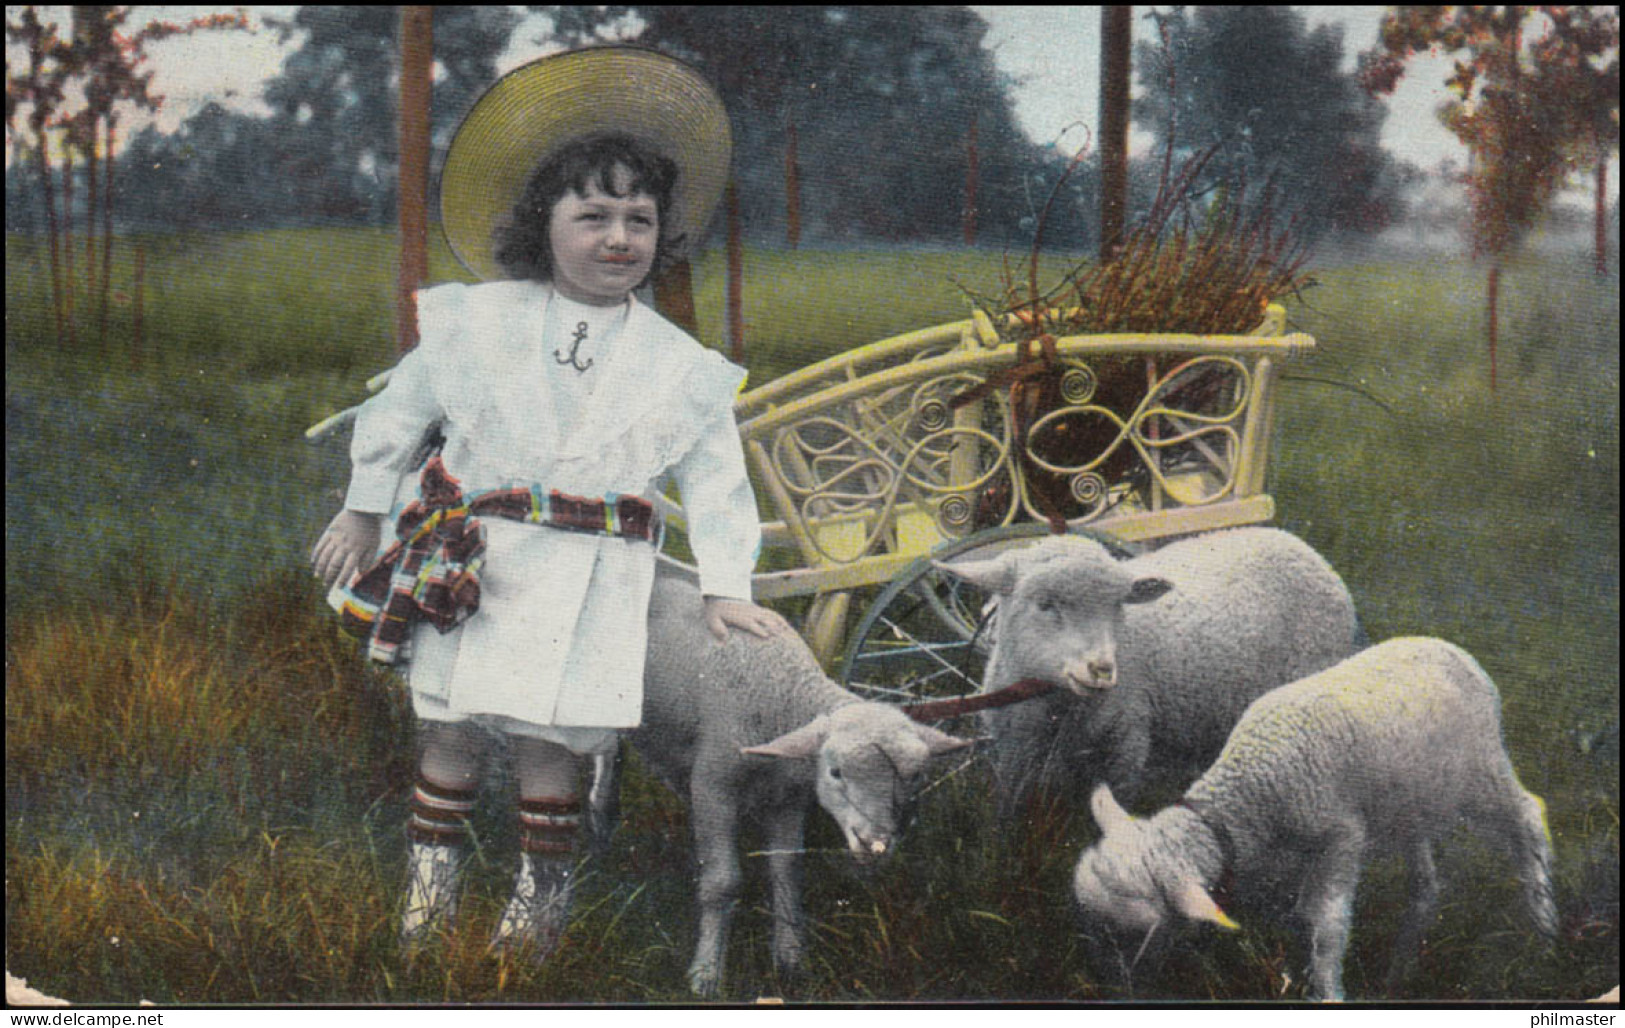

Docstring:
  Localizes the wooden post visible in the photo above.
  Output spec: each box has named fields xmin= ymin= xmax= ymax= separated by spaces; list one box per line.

xmin=785 ymin=115 xmax=802 ymax=250
xmin=963 ymin=114 xmax=979 ymax=246
xmin=1099 ymin=5 xmax=1132 ymax=259
xmin=653 ymin=259 xmax=700 ymax=336
xmin=726 ymin=179 xmax=745 ymax=365
xmin=397 ymin=6 xmax=433 ymax=355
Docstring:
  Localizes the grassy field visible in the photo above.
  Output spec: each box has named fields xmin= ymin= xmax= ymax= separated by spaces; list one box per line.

xmin=4 ymin=230 xmax=1618 ymax=1003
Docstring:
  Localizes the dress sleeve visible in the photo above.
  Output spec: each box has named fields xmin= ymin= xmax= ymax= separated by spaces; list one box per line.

xmin=342 ymin=286 xmax=464 ymax=513
xmin=668 ymin=405 xmax=760 ymax=601
xmin=344 ymin=343 xmax=442 ymax=513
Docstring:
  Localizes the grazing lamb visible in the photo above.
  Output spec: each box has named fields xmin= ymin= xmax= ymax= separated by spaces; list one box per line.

xmin=1072 ymin=637 xmax=1560 ymax=1001
xmin=937 ymin=527 xmax=1358 ymax=817
xmin=614 ymin=571 xmax=972 ymax=996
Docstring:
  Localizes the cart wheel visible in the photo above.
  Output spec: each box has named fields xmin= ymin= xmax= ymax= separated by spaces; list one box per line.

xmin=838 ymin=523 xmax=1132 ymax=702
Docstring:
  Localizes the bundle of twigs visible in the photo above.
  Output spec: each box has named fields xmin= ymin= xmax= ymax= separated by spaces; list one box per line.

xmin=988 ymin=146 xmax=1315 ymax=340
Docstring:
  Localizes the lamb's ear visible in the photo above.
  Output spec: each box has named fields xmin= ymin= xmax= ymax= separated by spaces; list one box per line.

xmin=742 ymin=716 xmax=831 ymax=759
xmin=909 ymin=721 xmax=975 ymax=755
xmin=1126 ymin=576 xmax=1174 ymax=605
xmin=1090 ymin=785 xmax=1136 ymax=837
xmin=932 ymin=554 xmax=1017 ymax=594
xmin=1170 ymin=876 xmax=1241 ymax=930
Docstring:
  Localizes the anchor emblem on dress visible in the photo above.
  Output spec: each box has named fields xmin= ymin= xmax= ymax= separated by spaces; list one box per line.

xmin=556 ymin=321 xmax=593 ymax=373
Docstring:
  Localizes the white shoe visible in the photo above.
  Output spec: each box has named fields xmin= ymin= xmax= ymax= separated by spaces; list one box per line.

xmin=490 ymin=851 xmax=575 ymax=960
xmin=400 ymin=840 xmax=466 ymax=947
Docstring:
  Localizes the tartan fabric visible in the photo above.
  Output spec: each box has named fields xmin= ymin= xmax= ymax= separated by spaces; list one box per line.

xmin=335 ymin=456 xmax=660 ymax=666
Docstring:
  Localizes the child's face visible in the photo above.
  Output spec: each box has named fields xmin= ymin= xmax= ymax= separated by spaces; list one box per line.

xmin=547 ymin=163 xmax=659 ymax=306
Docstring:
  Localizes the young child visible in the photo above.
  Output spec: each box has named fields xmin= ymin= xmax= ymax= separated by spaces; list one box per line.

xmin=310 ymin=48 xmax=787 ymax=961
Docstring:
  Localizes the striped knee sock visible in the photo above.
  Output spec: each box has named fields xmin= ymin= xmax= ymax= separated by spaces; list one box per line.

xmin=408 ymin=777 xmax=477 ymax=846
xmin=519 ymin=796 xmax=581 ymax=856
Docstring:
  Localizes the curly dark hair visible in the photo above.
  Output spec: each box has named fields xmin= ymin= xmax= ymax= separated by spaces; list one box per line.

xmin=493 ymin=133 xmax=682 ymax=284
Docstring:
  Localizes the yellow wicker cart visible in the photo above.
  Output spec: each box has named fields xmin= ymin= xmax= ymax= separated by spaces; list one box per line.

xmin=657 ymin=304 xmax=1313 ymax=693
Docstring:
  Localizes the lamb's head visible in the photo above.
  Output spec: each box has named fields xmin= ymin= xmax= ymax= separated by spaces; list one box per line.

xmin=937 ymin=538 xmax=1171 ymax=696
xmin=1073 ymin=785 xmax=1238 ymax=936
xmin=742 ymin=702 xmax=971 ymax=864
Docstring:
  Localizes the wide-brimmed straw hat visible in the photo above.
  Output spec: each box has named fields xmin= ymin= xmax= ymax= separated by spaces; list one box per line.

xmin=440 ymin=46 xmax=732 ymax=282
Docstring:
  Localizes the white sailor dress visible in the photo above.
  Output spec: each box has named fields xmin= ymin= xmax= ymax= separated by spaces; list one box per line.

xmin=343 ymin=280 xmax=759 ymax=750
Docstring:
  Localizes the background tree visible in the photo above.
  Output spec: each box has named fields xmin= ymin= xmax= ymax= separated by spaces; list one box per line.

xmin=73 ymin=6 xmax=249 ymax=336
xmin=1136 ymin=6 xmax=1414 ymax=238
xmin=260 ymin=5 xmax=518 ymax=224
xmin=540 ymin=5 xmax=1051 ymax=247
xmin=1361 ymin=5 xmax=1620 ymax=388
xmin=6 ymin=6 xmax=74 ymax=345
xmin=5 ymin=5 xmax=248 ymax=346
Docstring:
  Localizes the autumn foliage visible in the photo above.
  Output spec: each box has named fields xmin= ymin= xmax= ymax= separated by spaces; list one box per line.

xmin=4 ymin=5 xmax=250 ymax=349
xmin=1360 ymin=6 xmax=1620 ymax=388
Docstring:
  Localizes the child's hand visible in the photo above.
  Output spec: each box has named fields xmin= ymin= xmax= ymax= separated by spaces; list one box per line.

xmin=312 ymin=509 xmax=384 ymax=590
xmin=703 ymin=597 xmax=791 ymax=641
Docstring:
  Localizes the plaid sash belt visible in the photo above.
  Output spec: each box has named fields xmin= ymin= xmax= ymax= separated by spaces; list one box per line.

xmin=335 ymin=455 xmax=660 ymax=665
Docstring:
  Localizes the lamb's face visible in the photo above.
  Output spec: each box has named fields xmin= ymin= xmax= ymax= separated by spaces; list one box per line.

xmin=1073 ymin=835 xmax=1169 ymax=934
xmin=997 ymin=558 xmax=1170 ymax=696
xmin=1078 ymin=786 xmax=1241 ymax=936
xmin=743 ymin=704 xmax=971 ymax=864
xmin=814 ymin=721 xmax=930 ymax=865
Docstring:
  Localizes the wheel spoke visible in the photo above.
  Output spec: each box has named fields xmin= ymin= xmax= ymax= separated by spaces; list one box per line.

xmin=876 ymin=613 xmax=981 ymax=691
xmin=846 ymin=680 xmax=930 ymax=701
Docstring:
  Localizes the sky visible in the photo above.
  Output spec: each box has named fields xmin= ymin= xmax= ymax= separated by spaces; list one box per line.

xmin=6 ymin=4 xmax=1618 ymax=206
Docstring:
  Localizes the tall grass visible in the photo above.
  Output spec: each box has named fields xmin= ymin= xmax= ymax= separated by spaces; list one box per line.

xmin=4 ymin=232 xmax=1618 ymax=1002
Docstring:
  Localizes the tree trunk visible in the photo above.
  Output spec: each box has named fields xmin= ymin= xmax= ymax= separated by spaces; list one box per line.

xmin=85 ymin=137 xmax=100 ymax=317
xmin=396 ymin=6 xmax=434 ymax=355
xmin=726 ymin=179 xmax=744 ymax=366
xmin=1098 ymin=5 xmax=1132 ymax=259
xmin=34 ymin=143 xmax=67 ymax=347
xmin=1596 ymin=153 xmax=1609 ymax=277
xmin=784 ymin=116 xmax=802 ymax=250
xmin=100 ymin=117 xmax=117 ymax=339
xmin=133 ymin=243 xmax=146 ymax=372
xmin=61 ymin=146 xmax=76 ymax=345
xmin=1486 ymin=262 xmax=1500 ymax=393
xmin=963 ymin=114 xmax=979 ymax=246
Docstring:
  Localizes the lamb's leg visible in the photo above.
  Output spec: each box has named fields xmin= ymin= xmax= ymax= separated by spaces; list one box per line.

xmin=1293 ymin=825 xmax=1366 ymax=1002
xmin=989 ymin=702 xmax=1057 ymax=826
xmin=687 ymin=785 xmax=743 ymax=997
xmin=1494 ymin=787 xmax=1560 ymax=939
xmin=988 ymin=719 xmax=1042 ymax=826
xmin=1512 ymin=791 xmax=1560 ymax=940
xmin=1099 ymin=721 xmax=1151 ymax=812
xmin=585 ymin=745 xmax=622 ymax=859
xmin=762 ymin=800 xmax=808 ymax=984
xmin=1465 ymin=771 xmax=1559 ymax=940
xmin=1385 ymin=837 xmax=1439 ymax=996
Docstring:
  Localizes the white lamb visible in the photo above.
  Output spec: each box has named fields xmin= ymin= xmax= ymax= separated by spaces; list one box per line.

xmin=1072 ymin=637 xmax=1560 ymax=1001
xmin=614 ymin=571 xmax=972 ymax=996
xmin=937 ymin=527 xmax=1359 ymax=816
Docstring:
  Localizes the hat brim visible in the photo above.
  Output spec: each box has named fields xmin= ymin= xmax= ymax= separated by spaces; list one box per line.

xmin=440 ymin=46 xmax=732 ymax=282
